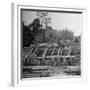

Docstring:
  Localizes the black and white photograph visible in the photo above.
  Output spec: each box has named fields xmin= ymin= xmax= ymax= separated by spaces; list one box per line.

xmin=21 ymin=8 xmax=82 ymax=79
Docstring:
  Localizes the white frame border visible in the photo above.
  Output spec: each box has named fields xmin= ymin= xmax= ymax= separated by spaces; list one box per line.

xmin=11 ymin=3 xmax=87 ymax=87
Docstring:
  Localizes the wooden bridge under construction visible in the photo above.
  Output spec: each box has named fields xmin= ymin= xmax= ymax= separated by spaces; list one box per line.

xmin=22 ymin=44 xmax=81 ymax=78
xmin=23 ymin=43 xmax=80 ymax=65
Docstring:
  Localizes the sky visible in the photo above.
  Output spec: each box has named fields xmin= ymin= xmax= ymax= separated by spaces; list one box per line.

xmin=22 ymin=10 xmax=82 ymax=36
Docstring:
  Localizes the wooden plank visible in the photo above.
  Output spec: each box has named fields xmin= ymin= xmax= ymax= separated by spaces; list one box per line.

xmin=51 ymin=47 xmax=56 ymax=56
xmin=42 ymin=46 xmax=49 ymax=57
xmin=33 ymin=46 xmax=39 ymax=56
xmin=68 ymin=45 xmax=72 ymax=55
xmin=37 ymin=55 xmax=75 ymax=59
xmin=57 ymin=47 xmax=61 ymax=56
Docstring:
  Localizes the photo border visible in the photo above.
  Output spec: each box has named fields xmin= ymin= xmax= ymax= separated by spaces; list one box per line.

xmin=11 ymin=3 xmax=87 ymax=87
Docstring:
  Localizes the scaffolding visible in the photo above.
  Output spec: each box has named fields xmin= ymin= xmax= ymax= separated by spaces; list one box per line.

xmin=23 ymin=44 xmax=80 ymax=66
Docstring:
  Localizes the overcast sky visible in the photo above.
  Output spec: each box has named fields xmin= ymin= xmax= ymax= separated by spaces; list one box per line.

xmin=22 ymin=10 xmax=82 ymax=36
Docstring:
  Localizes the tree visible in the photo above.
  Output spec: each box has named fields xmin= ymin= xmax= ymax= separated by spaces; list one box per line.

xmin=36 ymin=11 xmax=52 ymax=43
xmin=23 ymin=22 xmax=35 ymax=47
xmin=29 ymin=18 xmax=41 ymax=35
xmin=44 ymin=26 xmax=58 ymax=43
xmin=28 ymin=18 xmax=43 ymax=45
xmin=37 ymin=11 xmax=51 ymax=29
xmin=58 ymin=29 xmax=74 ymax=40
